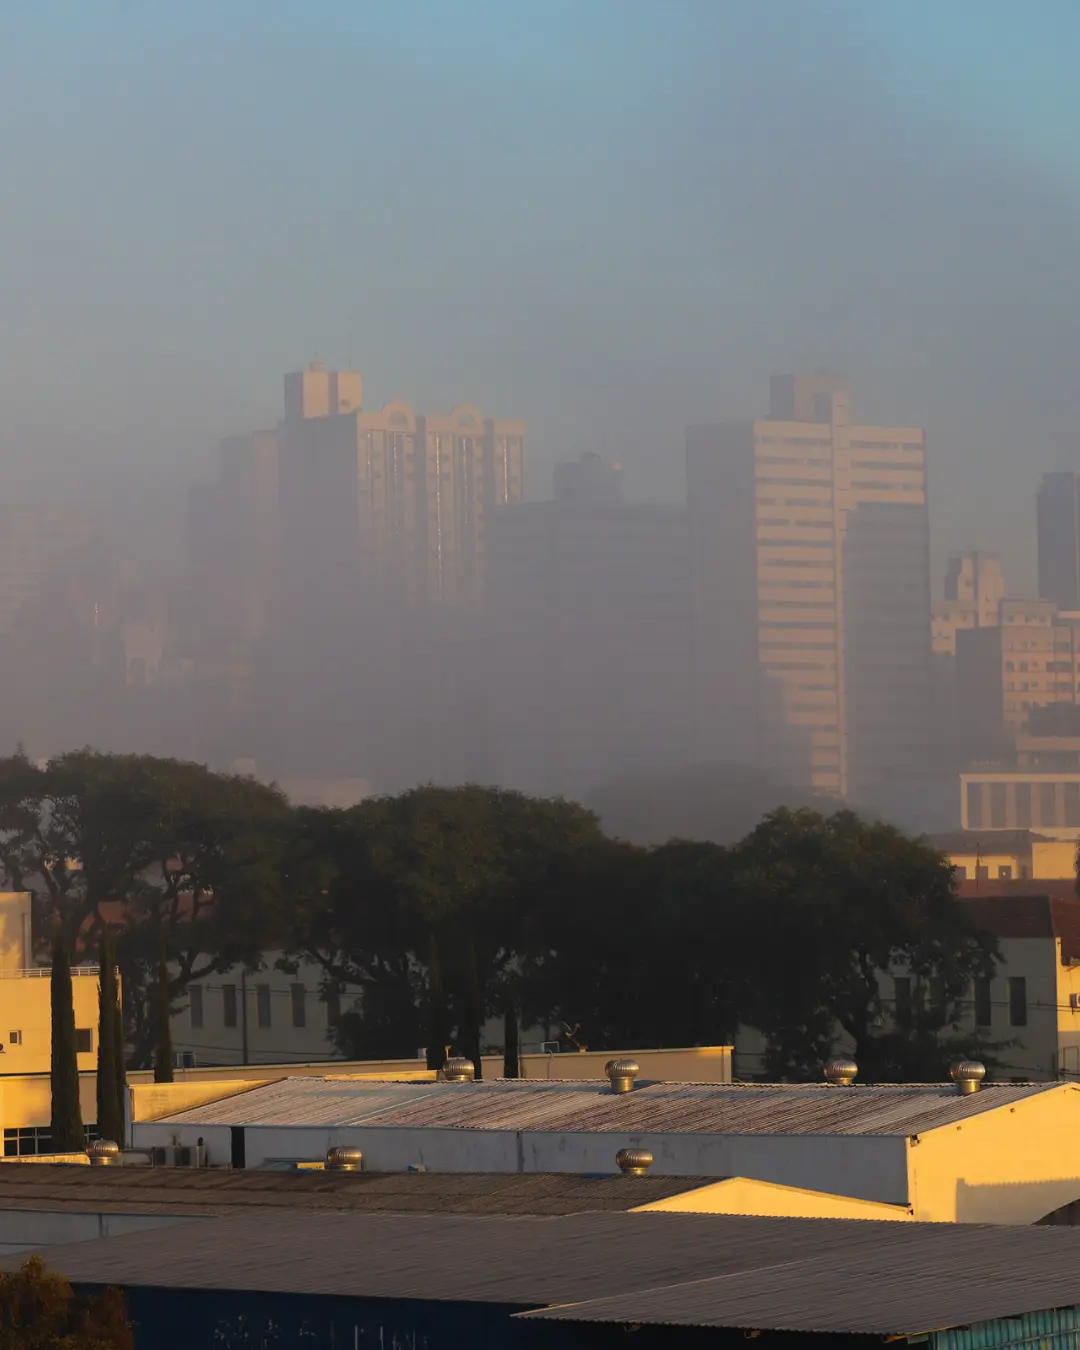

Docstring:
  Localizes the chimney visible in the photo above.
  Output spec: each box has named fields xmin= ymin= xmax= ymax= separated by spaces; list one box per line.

xmin=616 ymin=1148 xmax=653 ymax=1177
xmin=949 ymin=1061 xmax=986 ymax=1095
xmin=442 ymin=1056 xmax=476 ymax=1083
xmin=823 ymin=1057 xmax=858 ymax=1086
xmin=605 ymin=1059 xmax=640 ymax=1094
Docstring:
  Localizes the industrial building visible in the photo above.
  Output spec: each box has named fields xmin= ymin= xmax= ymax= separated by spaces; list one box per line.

xmin=128 ymin=1066 xmax=1080 ymax=1224
xmin=13 ymin=1210 xmax=1080 ymax=1350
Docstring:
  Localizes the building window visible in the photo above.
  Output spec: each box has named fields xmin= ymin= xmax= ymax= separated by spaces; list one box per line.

xmin=325 ymin=984 xmax=342 ymax=1028
xmin=222 ymin=984 xmax=238 ymax=1029
xmin=954 ymin=865 xmax=968 ymax=880
xmin=997 ymin=865 xmax=1013 ymax=880
xmin=974 ymin=977 xmax=992 ymax=1028
xmin=189 ymin=985 xmax=203 ymax=1030
xmin=75 ymin=1029 xmax=93 ymax=1054
xmin=893 ymin=976 xmax=912 ymax=1029
xmin=8 ymin=1031 xmax=21 ymax=1046
xmin=290 ymin=984 xmax=306 ymax=1029
xmin=976 ymin=865 xmax=989 ymax=881
xmin=256 ymin=984 xmax=272 ymax=1029
xmin=1009 ymin=976 xmax=1028 ymax=1027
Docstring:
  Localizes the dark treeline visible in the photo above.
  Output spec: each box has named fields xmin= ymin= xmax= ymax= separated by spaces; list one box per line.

xmin=1 ymin=751 xmax=998 ymax=1081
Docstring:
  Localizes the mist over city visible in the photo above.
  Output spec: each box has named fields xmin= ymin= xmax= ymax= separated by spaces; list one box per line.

xmin=10 ymin=7 xmax=1080 ymax=1344
xmin=5 ymin=1 xmax=1080 ymax=839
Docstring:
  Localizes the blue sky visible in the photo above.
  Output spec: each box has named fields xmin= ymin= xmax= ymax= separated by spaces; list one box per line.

xmin=2 ymin=1 xmax=1079 ymax=584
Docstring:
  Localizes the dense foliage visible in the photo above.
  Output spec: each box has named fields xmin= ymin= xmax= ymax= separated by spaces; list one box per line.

xmin=1 ymin=751 xmax=999 ymax=1081
xmin=0 ymin=1256 xmax=132 ymax=1350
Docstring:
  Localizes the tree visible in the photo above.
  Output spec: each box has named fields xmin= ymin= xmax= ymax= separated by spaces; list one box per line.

xmin=731 ymin=808 xmax=999 ymax=1079
xmin=152 ymin=948 xmax=173 ymax=1084
xmin=0 ymin=1255 xmax=132 ymax=1349
xmin=285 ymin=787 xmax=609 ymax=1074
xmin=49 ymin=934 xmax=84 ymax=1152
xmin=95 ymin=934 xmax=124 ymax=1145
xmin=0 ymin=751 xmax=292 ymax=1067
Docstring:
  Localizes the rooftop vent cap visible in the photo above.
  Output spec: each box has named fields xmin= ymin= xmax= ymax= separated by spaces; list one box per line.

xmin=615 ymin=1148 xmax=653 ymax=1177
xmin=949 ymin=1060 xmax=986 ymax=1095
xmin=606 ymin=1058 xmax=640 ymax=1094
xmin=326 ymin=1146 xmax=363 ymax=1172
xmin=442 ymin=1056 xmax=476 ymax=1083
xmin=823 ymin=1057 xmax=858 ymax=1086
xmin=87 ymin=1140 xmax=121 ymax=1167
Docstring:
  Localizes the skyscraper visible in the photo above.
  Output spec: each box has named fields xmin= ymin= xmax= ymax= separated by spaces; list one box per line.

xmin=269 ymin=364 xmax=525 ymax=786
xmin=486 ymin=455 xmax=693 ymax=798
xmin=686 ymin=374 xmax=931 ymax=812
xmin=1037 ymin=473 xmax=1080 ymax=610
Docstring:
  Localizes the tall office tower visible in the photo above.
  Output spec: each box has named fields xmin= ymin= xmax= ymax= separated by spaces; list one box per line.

xmin=188 ymin=429 xmax=280 ymax=646
xmin=1038 ymin=473 xmax=1080 ymax=610
xmin=271 ymin=365 xmax=525 ymax=786
xmin=686 ymin=374 xmax=931 ymax=811
xmin=553 ymin=452 xmax=624 ymax=506
xmin=486 ymin=455 xmax=693 ymax=798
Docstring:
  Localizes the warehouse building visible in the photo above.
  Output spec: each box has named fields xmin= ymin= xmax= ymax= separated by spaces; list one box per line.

xmin=129 ymin=1064 xmax=1080 ymax=1224
xmin=14 ymin=1210 xmax=1080 ymax=1350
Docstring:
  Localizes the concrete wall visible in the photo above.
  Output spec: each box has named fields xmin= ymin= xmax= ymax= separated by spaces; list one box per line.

xmin=130 ymin=1119 xmax=904 ymax=1202
xmin=0 ymin=968 xmax=99 ymax=1077
xmin=910 ymin=1081 xmax=1080 ymax=1223
xmin=635 ymin=1176 xmax=915 ymax=1221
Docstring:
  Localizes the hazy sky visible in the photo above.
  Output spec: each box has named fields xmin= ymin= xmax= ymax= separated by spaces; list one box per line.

xmin=3 ymin=0 xmax=1080 ymax=587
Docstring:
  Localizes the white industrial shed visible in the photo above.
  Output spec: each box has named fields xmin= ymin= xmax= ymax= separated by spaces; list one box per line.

xmin=130 ymin=1075 xmax=1068 ymax=1217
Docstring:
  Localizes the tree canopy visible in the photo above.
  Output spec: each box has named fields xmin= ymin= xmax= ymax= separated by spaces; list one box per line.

xmin=0 ymin=749 xmax=1000 ymax=1080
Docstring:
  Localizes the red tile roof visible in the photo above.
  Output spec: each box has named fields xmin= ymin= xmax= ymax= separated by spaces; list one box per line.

xmin=960 ymin=893 xmax=1080 ymax=963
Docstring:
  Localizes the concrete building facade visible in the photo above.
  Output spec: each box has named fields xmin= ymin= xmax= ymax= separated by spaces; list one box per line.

xmin=1038 ymin=472 xmax=1080 ymax=610
xmin=686 ymin=373 xmax=931 ymax=812
xmin=486 ymin=462 xmax=693 ymax=798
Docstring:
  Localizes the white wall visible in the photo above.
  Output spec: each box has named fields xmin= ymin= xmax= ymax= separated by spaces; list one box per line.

xmin=131 ymin=1120 xmax=904 ymax=1202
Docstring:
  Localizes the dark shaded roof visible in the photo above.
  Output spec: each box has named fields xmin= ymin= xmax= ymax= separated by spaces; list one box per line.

xmin=152 ymin=1075 xmax=1056 ymax=1135
xmin=958 ymin=879 xmax=1079 ymax=900
xmin=14 ymin=1211 xmax=1080 ymax=1336
xmin=0 ymin=1166 xmax=696 ymax=1217
xmin=961 ymin=893 xmax=1080 ymax=962
xmin=931 ymin=829 xmax=1049 ymax=851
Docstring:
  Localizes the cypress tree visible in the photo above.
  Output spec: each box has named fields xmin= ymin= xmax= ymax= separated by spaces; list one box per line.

xmin=153 ymin=950 xmax=173 ymax=1084
xmin=114 ymin=959 xmax=128 ymax=1144
xmin=50 ymin=933 xmax=85 ymax=1152
xmin=95 ymin=935 xmax=123 ymax=1145
xmin=502 ymin=996 xmax=520 ymax=1079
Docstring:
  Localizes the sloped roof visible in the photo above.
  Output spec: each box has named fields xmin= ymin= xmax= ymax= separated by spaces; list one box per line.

xmin=152 ymin=1075 xmax=1061 ymax=1137
xmin=962 ymin=893 xmax=1080 ymax=961
xmin=13 ymin=1210 xmax=1080 ymax=1336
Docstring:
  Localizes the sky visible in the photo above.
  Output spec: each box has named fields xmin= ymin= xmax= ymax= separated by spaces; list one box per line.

xmin=3 ymin=0 xmax=1080 ymax=587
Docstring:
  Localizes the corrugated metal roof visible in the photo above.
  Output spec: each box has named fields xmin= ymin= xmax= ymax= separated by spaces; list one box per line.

xmin=0 ymin=1166 xmax=700 ymax=1216
xmin=14 ymin=1210 xmax=1080 ymax=1335
xmin=156 ymin=1075 xmax=1060 ymax=1136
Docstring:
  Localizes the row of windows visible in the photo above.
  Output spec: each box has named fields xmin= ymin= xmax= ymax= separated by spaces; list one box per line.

xmin=189 ymin=983 xmax=338 ymax=1032
xmin=3 ymin=1124 xmax=100 ymax=1158
xmin=892 ymin=976 xmax=1027 ymax=1028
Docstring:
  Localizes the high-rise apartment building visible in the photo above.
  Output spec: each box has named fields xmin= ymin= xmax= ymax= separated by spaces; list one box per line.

xmin=686 ymin=374 xmax=931 ymax=810
xmin=932 ymin=552 xmax=1006 ymax=658
xmin=268 ymin=364 xmax=525 ymax=786
xmin=1038 ymin=473 xmax=1080 ymax=610
xmin=486 ymin=456 xmax=693 ymax=798
xmin=278 ymin=363 xmax=524 ymax=613
xmin=955 ymin=599 xmax=1080 ymax=756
